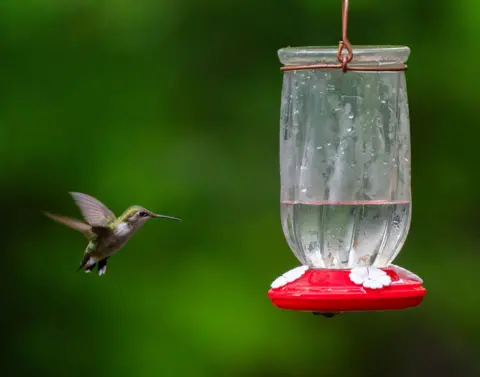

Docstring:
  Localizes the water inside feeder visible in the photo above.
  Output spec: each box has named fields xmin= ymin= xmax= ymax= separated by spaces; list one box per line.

xmin=281 ymin=200 xmax=410 ymax=269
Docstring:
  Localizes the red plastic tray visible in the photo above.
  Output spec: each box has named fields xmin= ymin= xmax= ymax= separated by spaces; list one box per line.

xmin=268 ymin=268 xmax=426 ymax=313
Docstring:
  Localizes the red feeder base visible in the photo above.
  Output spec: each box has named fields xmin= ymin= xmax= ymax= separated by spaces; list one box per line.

xmin=268 ymin=267 xmax=426 ymax=313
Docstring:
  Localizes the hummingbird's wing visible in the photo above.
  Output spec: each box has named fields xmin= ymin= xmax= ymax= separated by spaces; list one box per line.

xmin=43 ymin=212 xmax=96 ymax=239
xmin=70 ymin=192 xmax=116 ymax=227
xmin=90 ymin=226 xmax=114 ymax=239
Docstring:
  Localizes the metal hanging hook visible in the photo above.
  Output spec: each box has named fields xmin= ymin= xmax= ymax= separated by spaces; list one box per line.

xmin=279 ymin=0 xmax=408 ymax=72
xmin=337 ymin=0 xmax=354 ymax=72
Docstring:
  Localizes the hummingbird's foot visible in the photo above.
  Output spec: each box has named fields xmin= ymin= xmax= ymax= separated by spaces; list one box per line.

xmin=97 ymin=257 xmax=108 ymax=276
xmin=98 ymin=265 xmax=107 ymax=276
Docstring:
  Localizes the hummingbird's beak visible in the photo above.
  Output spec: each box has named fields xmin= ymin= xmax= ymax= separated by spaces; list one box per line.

xmin=151 ymin=213 xmax=181 ymax=221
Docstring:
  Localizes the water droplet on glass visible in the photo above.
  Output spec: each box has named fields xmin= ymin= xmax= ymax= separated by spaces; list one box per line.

xmin=347 ymin=127 xmax=353 ymax=132
xmin=317 ymin=146 xmax=322 ymax=150
xmin=380 ymin=100 xmax=386 ymax=104
xmin=327 ymin=143 xmax=332 ymax=146
xmin=348 ymin=114 xmax=354 ymax=119
xmin=301 ymin=188 xmax=307 ymax=193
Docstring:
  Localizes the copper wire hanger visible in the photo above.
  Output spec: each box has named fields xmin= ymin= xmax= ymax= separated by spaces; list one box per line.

xmin=280 ymin=0 xmax=408 ymax=72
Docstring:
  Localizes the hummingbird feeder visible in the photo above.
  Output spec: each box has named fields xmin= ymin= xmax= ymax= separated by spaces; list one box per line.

xmin=268 ymin=0 xmax=426 ymax=316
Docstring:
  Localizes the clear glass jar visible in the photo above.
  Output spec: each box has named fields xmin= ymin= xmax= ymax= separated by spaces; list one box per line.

xmin=279 ymin=46 xmax=411 ymax=269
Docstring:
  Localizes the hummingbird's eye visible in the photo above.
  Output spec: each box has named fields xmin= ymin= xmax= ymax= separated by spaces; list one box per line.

xmin=139 ymin=211 xmax=148 ymax=217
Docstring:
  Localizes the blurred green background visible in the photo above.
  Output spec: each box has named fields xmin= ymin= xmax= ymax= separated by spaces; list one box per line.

xmin=1 ymin=1 xmax=479 ymax=376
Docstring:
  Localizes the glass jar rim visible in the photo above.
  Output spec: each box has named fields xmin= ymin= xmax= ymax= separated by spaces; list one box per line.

xmin=278 ymin=45 xmax=410 ymax=66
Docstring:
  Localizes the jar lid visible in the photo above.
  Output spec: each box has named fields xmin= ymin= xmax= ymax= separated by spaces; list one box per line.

xmin=278 ymin=45 xmax=410 ymax=67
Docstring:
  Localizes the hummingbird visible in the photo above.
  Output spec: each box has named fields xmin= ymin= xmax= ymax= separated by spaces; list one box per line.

xmin=44 ymin=192 xmax=181 ymax=276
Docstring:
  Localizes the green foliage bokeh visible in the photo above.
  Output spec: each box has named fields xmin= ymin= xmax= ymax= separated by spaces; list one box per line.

xmin=1 ymin=1 xmax=479 ymax=377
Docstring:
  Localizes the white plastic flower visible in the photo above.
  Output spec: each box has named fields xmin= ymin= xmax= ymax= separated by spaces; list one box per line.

xmin=389 ymin=264 xmax=423 ymax=283
xmin=270 ymin=265 xmax=309 ymax=289
xmin=349 ymin=267 xmax=391 ymax=289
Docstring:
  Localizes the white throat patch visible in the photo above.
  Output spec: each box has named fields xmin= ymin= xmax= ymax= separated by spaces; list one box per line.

xmin=115 ymin=222 xmax=131 ymax=236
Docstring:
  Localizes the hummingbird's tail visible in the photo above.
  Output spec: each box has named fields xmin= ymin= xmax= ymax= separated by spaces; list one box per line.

xmin=77 ymin=254 xmax=95 ymax=273
xmin=77 ymin=256 xmax=108 ymax=276
xmin=80 ymin=264 xmax=96 ymax=273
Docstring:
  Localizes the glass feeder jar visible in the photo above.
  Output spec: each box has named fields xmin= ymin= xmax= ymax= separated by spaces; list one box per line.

xmin=279 ymin=46 xmax=412 ymax=270
xmin=268 ymin=46 xmax=426 ymax=315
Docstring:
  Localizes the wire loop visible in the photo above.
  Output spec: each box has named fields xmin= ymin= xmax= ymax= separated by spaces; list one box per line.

xmin=280 ymin=0 xmax=407 ymax=73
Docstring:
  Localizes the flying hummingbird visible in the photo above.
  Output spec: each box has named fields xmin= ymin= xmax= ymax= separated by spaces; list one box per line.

xmin=44 ymin=192 xmax=181 ymax=276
